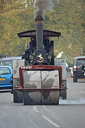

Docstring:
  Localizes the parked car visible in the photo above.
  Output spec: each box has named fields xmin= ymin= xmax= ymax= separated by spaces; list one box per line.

xmin=73 ymin=56 xmax=85 ymax=82
xmin=0 ymin=56 xmax=22 ymax=69
xmin=0 ymin=66 xmax=13 ymax=89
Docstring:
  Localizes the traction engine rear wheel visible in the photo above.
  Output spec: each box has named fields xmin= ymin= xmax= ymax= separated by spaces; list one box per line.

xmin=13 ymin=89 xmax=23 ymax=103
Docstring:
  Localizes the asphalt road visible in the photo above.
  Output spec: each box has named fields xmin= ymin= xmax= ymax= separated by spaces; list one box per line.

xmin=0 ymin=78 xmax=85 ymax=128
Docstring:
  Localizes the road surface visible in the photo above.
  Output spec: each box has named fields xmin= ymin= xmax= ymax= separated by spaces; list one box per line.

xmin=0 ymin=78 xmax=85 ymax=128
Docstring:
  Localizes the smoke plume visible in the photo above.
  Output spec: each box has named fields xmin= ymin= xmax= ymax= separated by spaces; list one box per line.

xmin=33 ymin=0 xmax=54 ymax=19
xmin=59 ymin=97 xmax=85 ymax=104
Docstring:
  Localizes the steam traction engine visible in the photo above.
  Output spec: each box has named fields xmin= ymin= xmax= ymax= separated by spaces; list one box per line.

xmin=13 ymin=17 xmax=67 ymax=105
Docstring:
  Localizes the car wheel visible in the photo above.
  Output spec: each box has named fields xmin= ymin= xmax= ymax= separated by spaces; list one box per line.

xmin=59 ymin=90 xmax=67 ymax=99
xmin=13 ymin=89 xmax=23 ymax=103
xmin=73 ymin=76 xmax=77 ymax=82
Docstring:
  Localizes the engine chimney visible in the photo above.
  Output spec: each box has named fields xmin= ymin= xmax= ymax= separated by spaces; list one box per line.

xmin=35 ymin=15 xmax=44 ymax=50
xmin=33 ymin=15 xmax=47 ymax=65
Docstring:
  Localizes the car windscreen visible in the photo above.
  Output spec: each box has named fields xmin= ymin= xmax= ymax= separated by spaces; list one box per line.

xmin=0 ymin=67 xmax=11 ymax=75
xmin=0 ymin=60 xmax=13 ymax=68
xmin=76 ymin=59 xmax=85 ymax=66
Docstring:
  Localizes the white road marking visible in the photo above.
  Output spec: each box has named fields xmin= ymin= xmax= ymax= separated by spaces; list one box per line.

xmin=33 ymin=106 xmax=39 ymax=113
xmin=42 ymin=116 xmax=60 ymax=128
xmin=43 ymin=105 xmax=51 ymax=113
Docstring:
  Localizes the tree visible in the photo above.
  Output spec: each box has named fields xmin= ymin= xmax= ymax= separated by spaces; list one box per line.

xmin=0 ymin=0 xmax=85 ymax=60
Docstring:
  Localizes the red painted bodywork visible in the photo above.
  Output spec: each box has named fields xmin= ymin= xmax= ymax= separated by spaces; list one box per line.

xmin=16 ymin=65 xmax=66 ymax=91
